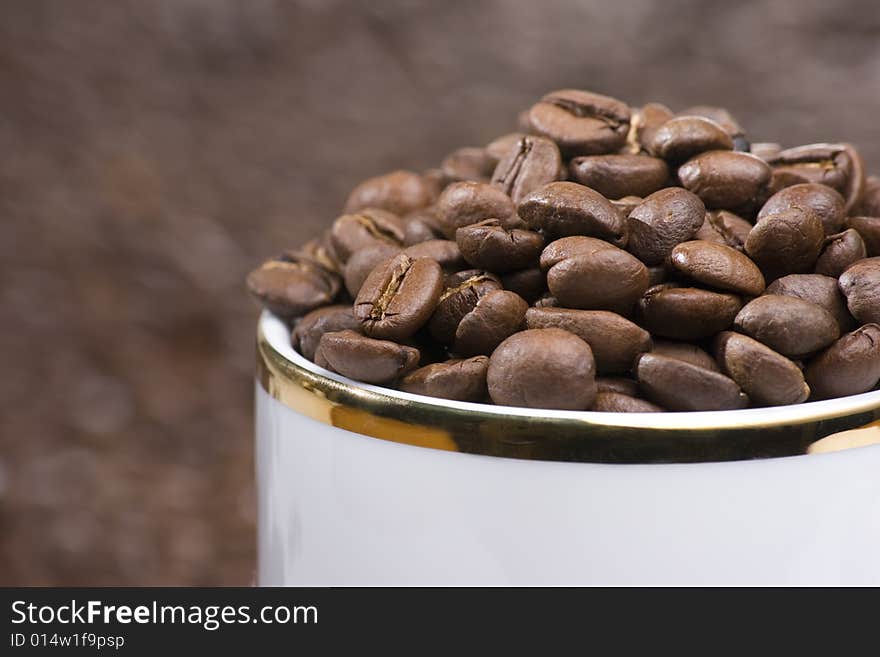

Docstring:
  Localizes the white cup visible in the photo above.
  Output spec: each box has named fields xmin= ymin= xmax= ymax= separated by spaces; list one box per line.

xmin=256 ymin=312 xmax=880 ymax=585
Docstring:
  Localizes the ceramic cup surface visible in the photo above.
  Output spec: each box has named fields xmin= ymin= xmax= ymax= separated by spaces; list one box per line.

xmin=255 ymin=312 xmax=880 ymax=585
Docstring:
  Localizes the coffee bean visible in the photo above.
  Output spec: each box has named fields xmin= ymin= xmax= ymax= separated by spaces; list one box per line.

xmin=343 ymin=243 xmax=401 ymax=296
xmin=518 ymin=181 xmax=627 ymax=245
xmin=525 ymin=307 xmax=651 ymax=375
xmin=635 ymin=352 xmax=748 ymax=411
xmin=487 ymin=328 xmax=597 ymax=409
xmin=749 ymin=142 xmax=782 ymax=161
xmin=455 ymin=219 xmax=545 ymax=273
xmin=805 ymin=324 xmax=880 ymax=399
xmin=542 ymin=238 xmax=649 ymax=313
xmin=678 ymin=151 xmax=771 ymax=209
xmin=678 ymin=105 xmax=744 ymax=141
xmin=671 ymin=240 xmax=765 ymax=296
xmin=628 ymin=102 xmax=675 ymax=153
xmin=436 ymin=181 xmax=518 ymax=237
xmin=714 ymin=332 xmax=810 ymax=406
xmin=500 ymin=267 xmax=546 ymax=304
xmin=593 ymin=392 xmax=663 ymax=413
xmin=745 ymin=208 xmax=824 ymax=280
xmin=856 ymin=176 xmax=880 ymax=216
xmin=247 ymin=252 xmax=341 ymax=319
xmin=646 ymin=265 xmax=668 ymax=286
xmin=441 ymin=147 xmax=498 ymax=182
xmin=344 ymin=170 xmax=435 ymax=216
xmin=354 ymin=254 xmax=443 ymax=341
xmin=815 ymin=229 xmax=867 ymax=278
xmin=428 ymin=270 xmax=503 ymax=344
xmin=453 ymin=290 xmax=528 ymax=356
xmin=299 ymin=235 xmax=343 ymax=275
xmin=627 ymin=188 xmax=706 ymax=265
xmin=611 ymin=195 xmax=644 ymax=217
xmin=649 ymin=116 xmax=734 ymax=162
xmin=766 ymin=143 xmax=865 ymax=214
xmin=838 ymin=257 xmax=880 ymax=324
xmin=527 ymin=89 xmax=631 ymax=156
xmin=568 ymin=154 xmax=669 ymax=199
xmin=329 ymin=209 xmax=405 ymax=263
xmin=402 ymin=206 xmax=446 ymax=245
xmin=533 ymin=293 xmax=559 ymax=308
xmin=398 ymin=356 xmax=490 ymax=401
xmin=765 ymin=274 xmax=855 ymax=333
xmin=596 ymin=377 xmax=640 ymax=397
xmin=403 ymin=239 xmax=467 ymax=271
xmin=651 ymin=339 xmax=720 ymax=372
xmin=490 ymin=135 xmax=563 ymax=204
xmin=636 ymin=284 xmax=741 ymax=340
xmin=315 ymin=330 xmax=420 ymax=384
xmin=694 ymin=210 xmax=753 ymax=251
xmin=846 ymin=216 xmax=880 ymax=256
xmin=486 ymin=132 xmax=527 ymax=160
xmin=734 ymin=295 xmax=839 ymax=357
xmin=293 ymin=305 xmax=362 ymax=361
xmin=757 ymin=183 xmax=846 ymax=236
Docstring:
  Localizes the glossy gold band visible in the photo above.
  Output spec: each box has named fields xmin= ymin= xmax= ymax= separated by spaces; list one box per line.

xmin=256 ymin=322 xmax=880 ymax=464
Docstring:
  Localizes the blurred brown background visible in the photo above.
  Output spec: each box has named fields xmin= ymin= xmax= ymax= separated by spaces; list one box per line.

xmin=0 ymin=0 xmax=877 ymax=585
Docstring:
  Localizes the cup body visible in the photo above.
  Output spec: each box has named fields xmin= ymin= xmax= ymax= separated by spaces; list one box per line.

xmin=256 ymin=313 xmax=880 ymax=585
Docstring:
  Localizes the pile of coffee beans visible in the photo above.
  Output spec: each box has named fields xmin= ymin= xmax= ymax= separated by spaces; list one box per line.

xmin=248 ymin=89 xmax=880 ymax=412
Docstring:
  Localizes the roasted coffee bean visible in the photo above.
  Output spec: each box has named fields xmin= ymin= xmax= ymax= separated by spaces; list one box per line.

xmin=838 ymin=257 xmax=880 ymax=324
xmin=542 ymin=238 xmax=649 ymax=313
xmin=436 ymin=181 xmax=519 ymax=237
xmin=856 ymin=176 xmax=880 ymax=216
xmin=765 ymin=274 xmax=855 ymax=332
xmin=525 ymin=307 xmax=652 ymax=374
xmin=299 ymin=235 xmax=343 ymax=275
xmin=846 ymin=216 xmax=880 ymax=256
xmin=527 ymin=89 xmax=631 ymax=156
xmin=646 ymin=265 xmax=668 ymax=286
xmin=428 ymin=270 xmax=503 ymax=344
xmin=247 ymin=253 xmax=341 ymax=319
xmin=611 ymin=195 xmax=643 ymax=217
xmin=750 ymin=142 xmax=782 ymax=161
xmin=568 ymin=154 xmax=669 ymax=199
xmin=628 ymin=102 xmax=675 ymax=153
xmin=670 ymin=240 xmax=765 ymax=296
xmin=695 ymin=210 xmax=753 ymax=251
xmin=596 ymin=376 xmax=640 ymax=397
xmin=636 ymin=284 xmax=741 ymax=340
xmin=678 ymin=151 xmax=771 ymax=209
xmin=518 ymin=181 xmax=627 ymax=245
xmin=491 ymin=135 xmax=562 ymax=203
xmin=593 ymin=392 xmax=663 ymax=413
xmin=293 ymin=305 xmax=362 ymax=361
xmin=354 ymin=254 xmax=443 ymax=341
xmin=734 ymin=295 xmax=839 ymax=357
xmin=402 ymin=206 xmax=446 ymax=245
xmin=626 ymin=188 xmax=706 ymax=265
xmin=316 ymin=330 xmax=420 ymax=383
xmin=757 ymin=183 xmax=846 ymax=236
xmin=678 ymin=105 xmax=744 ymax=141
xmin=403 ymin=239 xmax=467 ymax=271
xmin=766 ymin=143 xmax=865 ymax=213
xmin=500 ymin=267 xmax=546 ymax=304
xmin=649 ymin=116 xmax=733 ymax=162
xmin=651 ymin=339 xmax=720 ymax=372
xmin=344 ymin=170 xmax=435 ymax=216
xmin=815 ymin=229 xmax=867 ymax=278
xmin=456 ymin=219 xmax=545 ymax=273
xmin=441 ymin=147 xmax=498 ymax=182
xmin=487 ymin=328 xmax=597 ymax=409
xmin=805 ymin=324 xmax=880 ymax=399
xmin=714 ymin=332 xmax=810 ymax=406
xmin=343 ymin=243 xmax=401 ymax=297
xmin=486 ymin=132 xmax=527 ymax=160
xmin=329 ymin=209 xmax=405 ymax=263
xmin=745 ymin=208 xmax=824 ymax=280
xmin=453 ymin=290 xmax=528 ymax=356
xmin=398 ymin=356 xmax=490 ymax=402
xmin=533 ymin=293 xmax=559 ymax=308
xmin=635 ymin=352 xmax=748 ymax=411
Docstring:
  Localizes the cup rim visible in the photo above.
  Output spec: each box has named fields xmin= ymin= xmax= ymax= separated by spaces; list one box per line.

xmin=260 ymin=310 xmax=880 ymax=432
